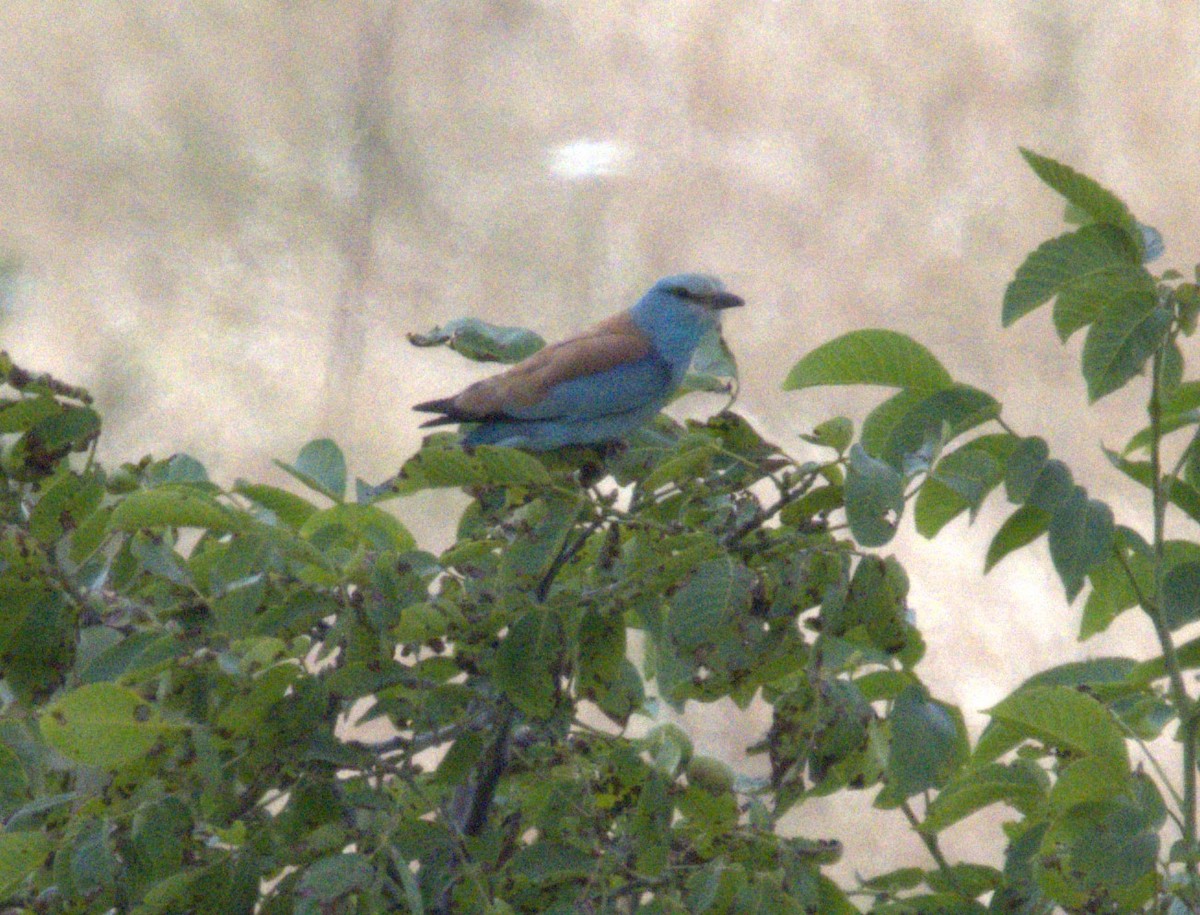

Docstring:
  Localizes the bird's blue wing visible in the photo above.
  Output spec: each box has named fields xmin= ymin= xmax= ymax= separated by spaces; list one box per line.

xmin=503 ymin=352 xmax=673 ymax=421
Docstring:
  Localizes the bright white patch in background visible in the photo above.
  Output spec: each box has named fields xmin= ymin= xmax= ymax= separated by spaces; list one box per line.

xmin=547 ymin=139 xmax=630 ymax=180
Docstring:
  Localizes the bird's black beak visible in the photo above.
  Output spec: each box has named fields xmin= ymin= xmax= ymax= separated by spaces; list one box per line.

xmin=710 ymin=291 xmax=745 ymax=310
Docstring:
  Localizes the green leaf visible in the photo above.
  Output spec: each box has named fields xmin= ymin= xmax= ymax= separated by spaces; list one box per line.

xmin=925 ymin=864 xmax=1004 ymax=899
xmin=393 ymin=602 xmax=448 ymax=643
xmin=1003 ymin=224 xmax=1138 ymax=327
xmin=29 ymin=469 xmax=103 ymax=544
xmin=145 ymin=453 xmax=211 ymax=487
xmin=25 ymin=404 xmax=101 ymax=455
xmin=275 ymin=438 xmax=347 ymax=502
xmin=234 ymin=481 xmax=317 ymax=528
xmin=1041 ymin=798 xmax=1159 ymax=908
xmin=924 ymin=762 xmax=1046 ymax=833
xmin=878 ymin=385 xmax=1000 ymax=472
xmin=1019 ymin=148 xmax=1140 ymax=244
xmin=632 ymin=771 xmax=672 ymax=878
xmin=860 ymin=389 xmax=926 ymax=458
xmin=783 ymin=329 xmax=953 ymax=393
xmin=860 ymin=866 xmax=924 ymax=893
xmin=393 ymin=436 xmax=487 ymax=492
xmin=1081 ymin=303 xmax=1171 ymax=402
xmin=1004 ymin=436 xmax=1049 ymax=503
xmin=1052 ymin=263 xmax=1156 ymax=342
xmin=641 ymin=438 xmax=717 ymax=492
xmin=1105 ymin=446 xmax=1200 ymax=525
xmin=913 ymin=435 xmax=1013 ymax=537
xmin=0 ymin=831 xmax=52 ymax=898
xmin=1122 ymin=409 xmax=1197 ymax=456
xmin=297 ymin=853 xmax=377 ymax=902
xmin=129 ymin=796 xmax=192 ymax=890
xmin=407 ymin=316 xmax=545 ymax=364
xmin=1047 ymin=487 xmax=1114 ymax=601
xmin=1049 ymin=753 xmax=1130 ymax=810
xmin=0 ymin=393 xmax=59 ymax=433
xmin=1026 ymin=459 xmax=1074 ymax=513
xmin=40 ymin=683 xmax=180 ymax=769
xmin=985 ymin=505 xmax=1050 ymax=572
xmin=577 ymin=606 xmax=627 ymax=691
xmin=1080 ymin=552 xmax=1139 ymax=639
xmin=108 ymin=487 xmax=246 ymax=535
xmin=494 ymin=609 xmax=559 ymax=718
xmin=844 ymin=444 xmax=905 ymax=547
xmin=1162 ymin=561 xmax=1200 ymax=630
xmin=886 ymin=685 xmax=967 ymax=798
xmin=474 ymin=445 xmax=552 ymax=485
xmin=508 ymin=841 xmax=596 ymax=884
xmin=1021 ymin=656 xmax=1139 ymax=690
xmin=300 ymin=503 xmax=416 ymax=552
xmin=498 ymin=496 xmax=579 ymax=591
xmin=667 ymin=556 xmax=753 ymax=650
xmin=802 ymin=416 xmax=854 ymax=453
xmin=987 ymin=685 xmax=1128 ymax=764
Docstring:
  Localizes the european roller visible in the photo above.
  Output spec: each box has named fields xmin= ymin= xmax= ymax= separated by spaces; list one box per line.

xmin=413 ymin=273 xmax=744 ymax=450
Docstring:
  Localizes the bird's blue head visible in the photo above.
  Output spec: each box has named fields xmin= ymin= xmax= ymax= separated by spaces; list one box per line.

xmin=629 ymin=273 xmax=744 ymax=373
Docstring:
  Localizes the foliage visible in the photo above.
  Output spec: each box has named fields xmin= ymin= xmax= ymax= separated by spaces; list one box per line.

xmin=2 ymin=150 xmax=1200 ymax=913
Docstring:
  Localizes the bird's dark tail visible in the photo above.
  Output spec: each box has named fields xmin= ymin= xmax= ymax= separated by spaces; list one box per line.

xmin=412 ymin=397 xmax=455 ymax=415
xmin=413 ymin=397 xmax=489 ymax=428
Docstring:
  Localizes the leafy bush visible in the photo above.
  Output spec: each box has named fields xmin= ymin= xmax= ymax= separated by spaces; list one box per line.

xmin=2 ymin=150 xmax=1198 ymax=913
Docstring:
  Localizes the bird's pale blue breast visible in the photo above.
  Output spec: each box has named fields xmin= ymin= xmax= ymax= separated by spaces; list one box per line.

xmin=629 ymin=287 xmax=722 ymax=381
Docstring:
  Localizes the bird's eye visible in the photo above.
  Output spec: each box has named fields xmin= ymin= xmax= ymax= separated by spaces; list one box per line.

xmin=669 ymin=286 xmax=695 ymax=300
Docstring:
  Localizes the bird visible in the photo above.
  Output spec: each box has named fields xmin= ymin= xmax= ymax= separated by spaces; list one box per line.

xmin=413 ymin=273 xmax=744 ymax=450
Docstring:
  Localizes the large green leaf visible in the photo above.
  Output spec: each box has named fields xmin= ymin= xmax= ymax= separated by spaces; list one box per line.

xmin=407 ymin=316 xmax=545 ymax=364
xmin=0 ymin=831 xmax=52 ymax=898
xmin=29 ymin=470 xmax=103 ymax=545
xmin=666 ymin=556 xmax=751 ymax=649
xmin=108 ymin=487 xmax=246 ymax=534
xmin=1080 ymin=302 xmax=1171 ymax=402
xmin=494 ymin=609 xmax=559 ymax=718
xmin=1039 ymin=797 xmax=1159 ymax=910
xmin=878 ymin=385 xmax=1000 ymax=472
xmin=923 ymin=761 xmax=1046 ymax=833
xmin=40 ymin=683 xmax=180 ymax=769
xmin=987 ymin=685 xmax=1128 ymax=765
xmin=913 ymin=435 xmax=1014 ymax=537
xmin=844 ymin=444 xmax=905 ymax=547
xmin=859 ymin=389 xmax=926 ymax=459
xmin=0 ymin=393 xmax=59 ymax=433
xmin=498 ymin=495 xmax=579 ymax=592
xmin=1162 ymin=561 xmax=1200 ymax=630
xmin=296 ymin=853 xmax=377 ymax=904
xmin=474 ymin=445 xmax=552 ymax=485
xmin=1047 ymin=486 xmax=1114 ymax=601
xmin=783 ymin=329 xmax=953 ymax=393
xmin=1019 ymin=148 xmax=1140 ymax=245
xmin=274 ymin=438 xmax=347 ymax=503
xmin=886 ymin=685 xmax=967 ymax=799
xmin=1052 ymin=262 xmax=1156 ymax=342
xmin=1080 ymin=551 xmax=1139 ymax=639
xmin=1003 ymin=224 xmax=1137 ymax=327
xmin=391 ymin=439 xmax=552 ymax=494
xmin=984 ymin=505 xmax=1050 ymax=573
xmin=234 ymin=481 xmax=318 ymax=528
xmin=1105 ymin=446 xmax=1200 ymax=526
xmin=1003 ymin=436 xmax=1049 ymax=504
xmin=1025 ymin=459 xmax=1075 ymax=513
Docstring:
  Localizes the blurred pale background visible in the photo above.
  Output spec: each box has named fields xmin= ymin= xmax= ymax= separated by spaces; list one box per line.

xmin=3 ymin=0 xmax=1198 ymax=880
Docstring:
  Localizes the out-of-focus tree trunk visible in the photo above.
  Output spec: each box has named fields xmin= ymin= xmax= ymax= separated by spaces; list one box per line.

xmin=321 ymin=0 xmax=398 ymax=431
